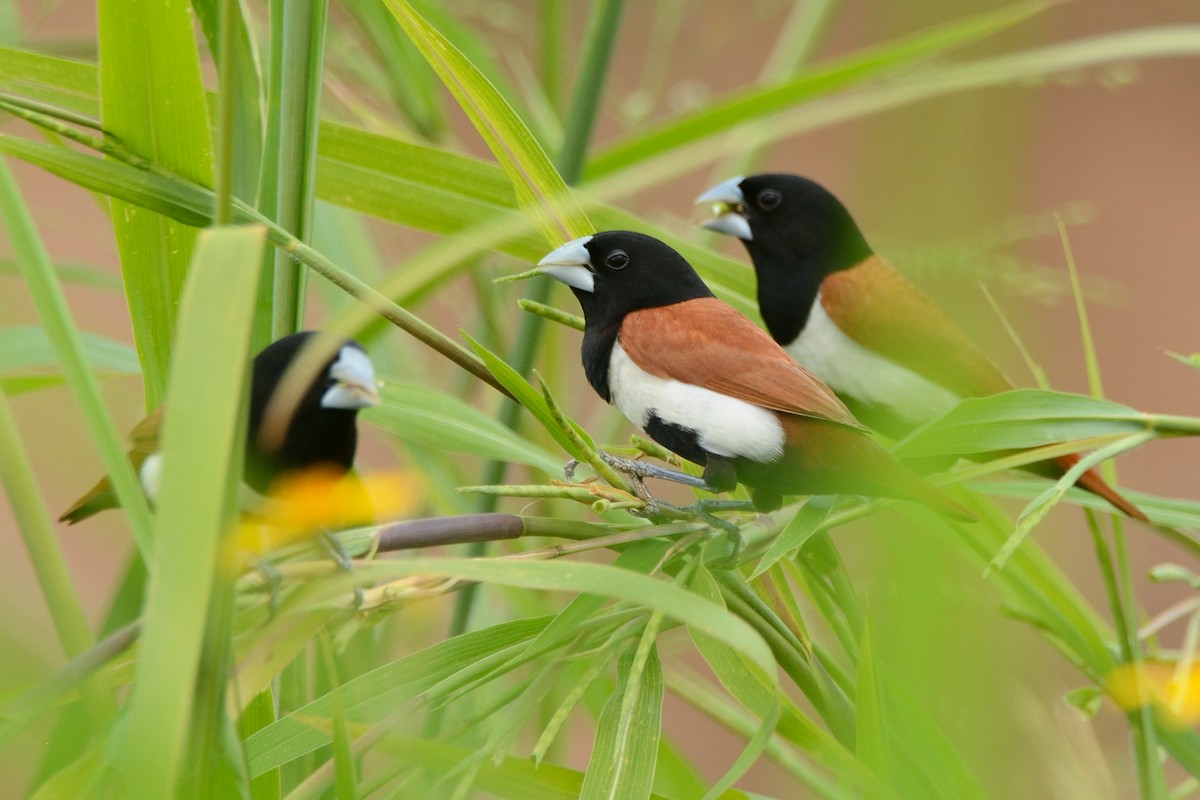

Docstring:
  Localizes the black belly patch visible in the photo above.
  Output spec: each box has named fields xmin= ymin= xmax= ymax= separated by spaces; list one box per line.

xmin=644 ymin=413 xmax=709 ymax=467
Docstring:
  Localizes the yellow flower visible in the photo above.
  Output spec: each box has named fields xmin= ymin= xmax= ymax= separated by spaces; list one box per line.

xmin=1105 ymin=660 xmax=1200 ymax=728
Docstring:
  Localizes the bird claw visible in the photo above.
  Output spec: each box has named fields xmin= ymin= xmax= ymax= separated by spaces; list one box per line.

xmin=596 ymin=451 xmax=710 ymax=488
xmin=320 ymin=530 xmax=364 ymax=609
xmin=256 ymin=561 xmax=285 ymax=616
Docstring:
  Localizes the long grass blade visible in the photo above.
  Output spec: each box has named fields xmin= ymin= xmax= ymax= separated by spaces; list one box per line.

xmin=267 ymin=0 xmax=327 ymax=337
xmin=385 ymin=0 xmax=591 ymax=244
xmin=115 ymin=225 xmax=265 ymax=799
xmin=97 ymin=0 xmax=214 ymax=408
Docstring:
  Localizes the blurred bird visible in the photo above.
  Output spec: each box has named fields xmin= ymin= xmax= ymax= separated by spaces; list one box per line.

xmin=536 ymin=230 xmax=974 ymax=519
xmin=696 ymin=173 xmax=1146 ymax=521
xmin=60 ymin=331 xmax=381 ymax=524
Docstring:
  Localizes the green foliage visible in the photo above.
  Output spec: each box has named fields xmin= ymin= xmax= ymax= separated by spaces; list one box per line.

xmin=2 ymin=2 xmax=1199 ymax=799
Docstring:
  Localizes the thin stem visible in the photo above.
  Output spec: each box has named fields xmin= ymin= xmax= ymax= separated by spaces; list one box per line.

xmin=270 ymin=0 xmax=328 ymax=337
xmin=212 ymin=0 xmax=238 ymax=226
xmin=0 ymin=390 xmax=113 ymax=725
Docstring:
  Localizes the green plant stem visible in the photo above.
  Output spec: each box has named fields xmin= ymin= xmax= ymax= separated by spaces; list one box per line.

xmin=538 ymin=0 xmax=564 ymax=114
xmin=0 ymin=390 xmax=114 ymax=728
xmin=1088 ymin=511 xmax=1168 ymax=799
xmin=270 ymin=0 xmax=327 ymax=338
xmin=446 ymin=0 xmax=625 ymax=639
xmin=212 ymin=0 xmax=237 ymax=226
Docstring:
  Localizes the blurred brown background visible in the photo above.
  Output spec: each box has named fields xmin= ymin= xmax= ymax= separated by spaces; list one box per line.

xmin=1 ymin=1 xmax=1198 ymax=797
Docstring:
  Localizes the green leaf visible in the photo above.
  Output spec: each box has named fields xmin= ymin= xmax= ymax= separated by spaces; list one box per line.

xmin=895 ymin=389 xmax=1160 ymax=457
xmin=98 ymin=0 xmax=214 ymax=407
xmin=364 ymin=379 xmax=563 ymax=475
xmin=245 ymin=616 xmax=554 ymax=775
xmin=854 ymin=628 xmax=892 ymax=788
xmin=0 ymin=157 xmax=155 ymax=554
xmin=0 ymin=326 xmax=136 ymax=370
xmin=988 ymin=432 xmax=1157 ymax=574
xmin=580 ymin=645 xmax=664 ymax=800
xmin=350 ymin=558 xmax=776 ymax=676
xmin=384 ymin=0 xmax=591 ymax=244
xmin=701 ymin=696 xmax=780 ymax=800
xmin=265 ymin=0 xmax=328 ymax=337
xmin=114 ymin=225 xmax=265 ymax=800
xmin=752 ymin=498 xmax=833 ymax=579
xmin=0 ymin=135 xmax=214 ymax=228
xmin=370 ymin=734 xmax=597 ymax=800
xmin=0 ymin=47 xmax=97 ymax=116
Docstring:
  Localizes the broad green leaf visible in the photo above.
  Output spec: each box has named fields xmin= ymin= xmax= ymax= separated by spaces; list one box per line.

xmin=0 ymin=47 xmax=97 ymax=116
xmin=385 ymin=0 xmax=591 ymax=244
xmin=98 ymin=0 xmax=214 ymax=407
xmin=115 ymin=225 xmax=265 ymax=800
xmin=0 ymin=135 xmax=214 ymax=228
xmin=364 ymin=379 xmax=563 ymax=475
xmin=580 ymin=645 xmax=664 ymax=800
xmin=894 ymin=389 xmax=1184 ymax=457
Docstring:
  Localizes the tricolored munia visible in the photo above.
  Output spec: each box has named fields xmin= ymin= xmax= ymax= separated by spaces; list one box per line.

xmin=697 ymin=173 xmax=1146 ymax=521
xmin=535 ymin=230 xmax=975 ymax=520
xmin=61 ymin=331 xmax=381 ymax=523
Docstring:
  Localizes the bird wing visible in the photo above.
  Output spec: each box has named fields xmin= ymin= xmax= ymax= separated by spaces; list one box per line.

xmin=619 ymin=297 xmax=863 ymax=429
xmin=820 ymin=256 xmax=1013 ymax=398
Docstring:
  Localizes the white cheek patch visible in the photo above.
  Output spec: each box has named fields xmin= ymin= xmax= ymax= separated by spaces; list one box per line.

xmin=322 ymin=346 xmax=380 ymax=409
xmin=787 ymin=296 xmax=961 ymax=427
xmin=608 ymin=342 xmax=785 ymax=463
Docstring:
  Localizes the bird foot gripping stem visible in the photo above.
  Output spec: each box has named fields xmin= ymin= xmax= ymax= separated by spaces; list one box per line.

xmin=320 ymin=529 xmax=364 ymax=609
xmin=565 ymin=453 xmax=751 ymax=565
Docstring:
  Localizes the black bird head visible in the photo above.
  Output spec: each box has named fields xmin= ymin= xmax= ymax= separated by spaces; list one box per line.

xmin=536 ymin=231 xmax=714 ymax=328
xmin=697 ymin=174 xmax=873 ymax=276
xmin=697 ymin=174 xmax=874 ymax=345
xmin=246 ymin=332 xmax=381 ymax=491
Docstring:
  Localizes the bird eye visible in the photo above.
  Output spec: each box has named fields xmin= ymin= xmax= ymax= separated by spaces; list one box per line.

xmin=605 ymin=250 xmax=629 ymax=270
xmin=757 ymin=189 xmax=782 ymax=211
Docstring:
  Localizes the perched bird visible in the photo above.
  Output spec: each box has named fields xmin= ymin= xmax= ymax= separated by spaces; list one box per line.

xmin=61 ymin=332 xmax=381 ymax=523
xmin=536 ymin=230 xmax=974 ymax=519
xmin=696 ymin=173 xmax=1147 ymax=521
